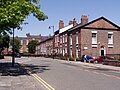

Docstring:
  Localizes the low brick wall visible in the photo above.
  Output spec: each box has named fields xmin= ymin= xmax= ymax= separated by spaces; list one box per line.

xmin=103 ymin=60 xmax=120 ymax=67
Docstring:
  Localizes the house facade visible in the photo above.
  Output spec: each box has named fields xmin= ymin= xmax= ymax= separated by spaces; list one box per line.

xmin=35 ymin=16 xmax=120 ymax=60
xmin=36 ymin=36 xmax=53 ymax=55
xmin=68 ymin=16 xmax=120 ymax=59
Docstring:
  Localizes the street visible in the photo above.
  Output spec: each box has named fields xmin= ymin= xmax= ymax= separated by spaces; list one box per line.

xmin=1 ymin=57 xmax=120 ymax=90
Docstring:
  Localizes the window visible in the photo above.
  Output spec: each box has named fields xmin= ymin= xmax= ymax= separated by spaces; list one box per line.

xmin=65 ymin=48 xmax=67 ymax=54
xmin=70 ymin=48 xmax=72 ymax=57
xmin=70 ymin=34 xmax=72 ymax=45
xmin=65 ymin=34 xmax=67 ymax=42
xmin=63 ymin=35 xmax=64 ymax=43
xmin=108 ymin=33 xmax=113 ymax=44
xmin=92 ymin=33 xmax=97 ymax=44
xmin=60 ymin=36 xmax=62 ymax=43
xmin=21 ymin=40 xmax=23 ymax=45
xmin=76 ymin=47 xmax=79 ymax=58
xmin=26 ymin=40 xmax=29 ymax=45
xmin=76 ymin=32 xmax=79 ymax=44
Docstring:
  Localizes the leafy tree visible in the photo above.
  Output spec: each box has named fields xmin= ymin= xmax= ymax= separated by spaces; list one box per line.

xmin=0 ymin=32 xmax=10 ymax=54
xmin=10 ymin=38 xmax=21 ymax=53
xmin=27 ymin=40 xmax=39 ymax=54
xmin=0 ymin=0 xmax=48 ymax=33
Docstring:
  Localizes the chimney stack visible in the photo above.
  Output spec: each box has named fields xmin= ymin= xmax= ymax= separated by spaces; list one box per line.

xmin=81 ymin=15 xmax=88 ymax=25
xmin=73 ymin=18 xmax=77 ymax=26
xmin=26 ymin=33 xmax=30 ymax=36
xmin=59 ymin=20 xmax=64 ymax=29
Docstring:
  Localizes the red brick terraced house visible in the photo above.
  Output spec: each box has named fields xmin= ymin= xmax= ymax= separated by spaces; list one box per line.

xmin=68 ymin=16 xmax=120 ymax=60
xmin=35 ymin=16 xmax=120 ymax=60
xmin=36 ymin=36 xmax=53 ymax=55
xmin=59 ymin=19 xmax=77 ymax=57
xmin=54 ymin=30 xmax=59 ymax=54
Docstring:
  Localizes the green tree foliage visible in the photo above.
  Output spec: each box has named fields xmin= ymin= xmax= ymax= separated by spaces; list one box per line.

xmin=27 ymin=40 xmax=38 ymax=54
xmin=0 ymin=0 xmax=48 ymax=33
xmin=0 ymin=32 xmax=10 ymax=54
xmin=10 ymin=38 xmax=21 ymax=53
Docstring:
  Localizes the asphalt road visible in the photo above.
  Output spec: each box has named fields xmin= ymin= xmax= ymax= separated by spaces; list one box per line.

xmin=16 ymin=57 xmax=120 ymax=90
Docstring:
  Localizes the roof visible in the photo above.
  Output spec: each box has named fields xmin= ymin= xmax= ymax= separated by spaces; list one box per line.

xmin=37 ymin=36 xmax=53 ymax=45
xmin=69 ymin=16 xmax=120 ymax=32
xmin=59 ymin=24 xmax=73 ymax=34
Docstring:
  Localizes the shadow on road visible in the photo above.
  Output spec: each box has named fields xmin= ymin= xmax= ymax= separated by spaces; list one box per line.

xmin=0 ymin=62 xmax=50 ymax=76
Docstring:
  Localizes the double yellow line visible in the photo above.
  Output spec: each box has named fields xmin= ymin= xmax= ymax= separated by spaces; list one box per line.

xmin=32 ymin=74 xmax=55 ymax=90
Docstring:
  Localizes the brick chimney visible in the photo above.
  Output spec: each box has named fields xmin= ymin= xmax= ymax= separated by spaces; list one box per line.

xmin=59 ymin=20 xmax=64 ymax=29
xmin=26 ymin=33 xmax=30 ymax=37
xmin=81 ymin=15 xmax=88 ymax=25
xmin=73 ymin=18 xmax=77 ymax=26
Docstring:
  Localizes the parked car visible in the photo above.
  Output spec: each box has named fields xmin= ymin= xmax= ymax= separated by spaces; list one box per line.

xmin=81 ymin=55 xmax=93 ymax=62
xmin=0 ymin=54 xmax=4 ymax=59
xmin=89 ymin=56 xmax=114 ymax=63
xmin=14 ymin=53 xmax=21 ymax=58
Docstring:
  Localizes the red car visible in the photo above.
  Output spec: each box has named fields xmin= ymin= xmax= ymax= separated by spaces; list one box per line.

xmin=90 ymin=56 xmax=114 ymax=63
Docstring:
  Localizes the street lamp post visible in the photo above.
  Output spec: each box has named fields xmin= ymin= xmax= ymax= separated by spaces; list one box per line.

xmin=49 ymin=26 xmax=55 ymax=59
xmin=12 ymin=28 xmax=15 ymax=67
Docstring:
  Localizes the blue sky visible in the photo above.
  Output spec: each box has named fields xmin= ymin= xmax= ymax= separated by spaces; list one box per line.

xmin=14 ymin=0 xmax=120 ymax=37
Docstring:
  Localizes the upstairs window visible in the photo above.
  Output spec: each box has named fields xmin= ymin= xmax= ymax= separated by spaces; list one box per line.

xmin=60 ymin=36 xmax=62 ymax=44
xmin=108 ymin=32 xmax=113 ymax=45
xmin=65 ymin=34 xmax=67 ymax=42
xmin=92 ymin=33 xmax=97 ymax=44
xmin=63 ymin=35 xmax=65 ymax=43
xmin=76 ymin=32 xmax=79 ymax=44
xmin=70 ymin=34 xmax=72 ymax=45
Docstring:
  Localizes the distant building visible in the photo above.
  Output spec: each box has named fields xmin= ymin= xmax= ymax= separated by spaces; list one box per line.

xmin=4 ymin=33 xmax=51 ymax=54
xmin=36 ymin=36 xmax=53 ymax=55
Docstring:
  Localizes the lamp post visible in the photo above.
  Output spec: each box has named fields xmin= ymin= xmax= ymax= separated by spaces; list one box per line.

xmin=12 ymin=28 xmax=15 ymax=67
xmin=49 ymin=26 xmax=55 ymax=59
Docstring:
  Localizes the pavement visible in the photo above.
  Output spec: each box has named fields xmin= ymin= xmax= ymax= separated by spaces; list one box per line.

xmin=0 ymin=57 xmax=46 ymax=90
xmin=0 ymin=56 xmax=120 ymax=90
xmin=65 ymin=60 xmax=120 ymax=71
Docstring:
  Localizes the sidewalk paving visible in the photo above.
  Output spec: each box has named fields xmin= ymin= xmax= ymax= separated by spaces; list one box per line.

xmin=55 ymin=58 xmax=120 ymax=71
xmin=69 ymin=60 xmax=120 ymax=71
xmin=0 ymin=59 xmax=45 ymax=90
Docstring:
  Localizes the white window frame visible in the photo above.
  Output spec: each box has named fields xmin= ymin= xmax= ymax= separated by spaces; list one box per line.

xmin=76 ymin=32 xmax=79 ymax=44
xmin=65 ymin=34 xmax=67 ymax=42
xmin=108 ymin=32 xmax=113 ymax=45
xmin=63 ymin=35 xmax=65 ymax=43
xmin=76 ymin=47 xmax=79 ymax=58
xmin=70 ymin=48 xmax=72 ymax=57
xmin=60 ymin=36 xmax=62 ymax=44
xmin=21 ymin=40 xmax=23 ymax=45
xmin=70 ymin=34 xmax=72 ymax=45
xmin=91 ymin=31 xmax=97 ymax=45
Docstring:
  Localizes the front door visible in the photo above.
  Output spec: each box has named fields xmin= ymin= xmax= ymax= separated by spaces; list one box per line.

xmin=100 ymin=46 xmax=105 ymax=56
xmin=101 ymin=50 xmax=104 ymax=56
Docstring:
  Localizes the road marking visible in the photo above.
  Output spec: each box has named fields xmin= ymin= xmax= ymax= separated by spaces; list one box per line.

xmin=100 ymin=73 xmax=120 ymax=80
xmin=32 ymin=74 xmax=55 ymax=90
xmin=78 ymin=66 xmax=120 ymax=80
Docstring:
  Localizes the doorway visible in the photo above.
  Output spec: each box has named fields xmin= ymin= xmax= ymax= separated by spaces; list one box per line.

xmin=100 ymin=46 xmax=105 ymax=56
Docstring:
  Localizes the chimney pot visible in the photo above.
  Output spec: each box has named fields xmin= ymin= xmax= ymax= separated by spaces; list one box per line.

xmin=73 ymin=18 xmax=77 ymax=26
xmin=81 ymin=15 xmax=88 ymax=25
xmin=59 ymin=20 xmax=64 ymax=29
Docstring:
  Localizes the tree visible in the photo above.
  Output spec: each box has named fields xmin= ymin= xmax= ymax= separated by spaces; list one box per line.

xmin=10 ymin=38 xmax=21 ymax=53
xmin=0 ymin=0 xmax=48 ymax=33
xmin=27 ymin=40 xmax=39 ymax=54
xmin=0 ymin=32 xmax=10 ymax=54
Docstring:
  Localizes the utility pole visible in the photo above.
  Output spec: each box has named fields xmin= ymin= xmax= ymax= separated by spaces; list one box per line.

xmin=49 ymin=26 xmax=55 ymax=59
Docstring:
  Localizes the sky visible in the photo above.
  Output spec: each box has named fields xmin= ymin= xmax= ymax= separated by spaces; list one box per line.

xmin=13 ymin=0 xmax=120 ymax=37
